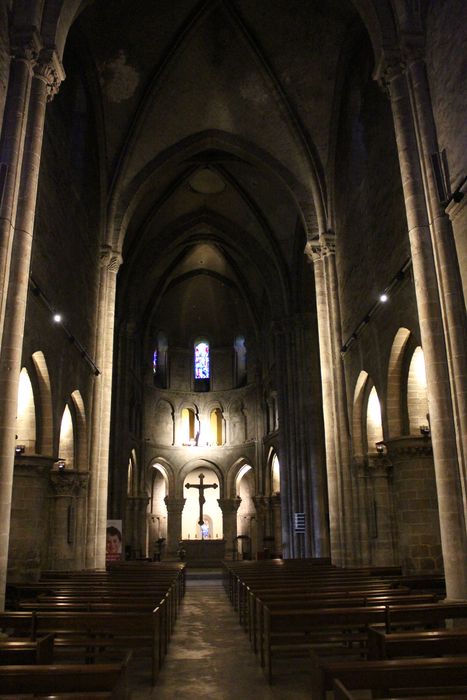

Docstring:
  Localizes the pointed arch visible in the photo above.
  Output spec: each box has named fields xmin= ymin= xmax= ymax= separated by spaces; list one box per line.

xmin=16 ymin=368 xmax=36 ymax=455
xmin=70 ymin=390 xmax=87 ymax=471
xmin=387 ymin=327 xmax=411 ymax=437
xmin=58 ymin=404 xmax=75 ymax=469
xmin=366 ymin=385 xmax=384 ymax=452
xmin=407 ymin=346 xmax=429 ymax=435
xmin=31 ymin=351 xmax=53 ymax=455
xmin=353 ymin=370 xmax=369 ymax=458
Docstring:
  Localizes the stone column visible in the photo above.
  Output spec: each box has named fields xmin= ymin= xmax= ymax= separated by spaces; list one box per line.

xmin=7 ymin=455 xmax=51 ymax=582
xmin=48 ymin=470 xmax=87 ymax=571
xmin=218 ymin=497 xmax=241 ymax=560
xmin=270 ymin=494 xmax=282 ymax=557
xmin=305 ymin=237 xmax=355 ymax=565
xmin=164 ymin=497 xmax=185 ymax=558
xmin=0 ymin=29 xmax=41 ymax=343
xmin=85 ymin=246 xmax=122 ymax=570
xmin=125 ymin=495 xmax=149 ymax=559
xmin=0 ymin=48 xmax=64 ymax=610
xmin=404 ymin=46 xmax=467 ymax=504
xmin=365 ymin=455 xmax=398 ymax=567
xmin=253 ymin=495 xmax=269 ymax=555
xmin=385 ymin=437 xmax=443 ymax=575
xmin=381 ymin=56 xmax=467 ymax=599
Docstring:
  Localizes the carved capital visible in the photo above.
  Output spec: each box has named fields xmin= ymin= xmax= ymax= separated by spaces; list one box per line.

xmin=10 ymin=26 xmax=42 ymax=65
xmin=321 ymin=230 xmax=336 ymax=256
xmin=34 ymin=48 xmax=65 ymax=100
xmin=50 ymin=470 xmax=86 ymax=497
xmin=304 ymin=239 xmax=322 ymax=264
xmin=100 ymin=244 xmax=123 ymax=273
xmin=163 ymin=496 xmax=186 ymax=513
xmin=374 ymin=48 xmax=404 ymax=93
xmin=217 ymin=497 xmax=242 ymax=514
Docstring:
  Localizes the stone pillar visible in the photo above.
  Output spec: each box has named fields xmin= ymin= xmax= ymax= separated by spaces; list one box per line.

xmin=85 ymin=246 xmax=122 ymax=570
xmin=381 ymin=56 xmax=467 ymax=599
xmin=48 ymin=470 xmax=88 ymax=571
xmin=253 ymin=495 xmax=269 ymax=555
xmin=218 ymin=497 xmax=241 ymax=560
xmin=365 ymin=455 xmax=398 ymax=567
xmin=125 ymin=495 xmax=149 ymax=559
xmin=385 ymin=437 xmax=443 ymax=575
xmin=0 ymin=29 xmax=40 ymax=343
xmin=270 ymin=494 xmax=282 ymax=557
xmin=405 ymin=47 xmax=467 ymax=504
xmin=305 ymin=236 xmax=354 ymax=565
xmin=7 ymin=455 xmax=51 ymax=582
xmin=0 ymin=47 xmax=64 ymax=610
xmin=164 ymin=497 xmax=185 ymax=558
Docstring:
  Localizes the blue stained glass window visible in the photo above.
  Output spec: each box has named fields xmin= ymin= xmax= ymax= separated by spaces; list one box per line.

xmin=153 ymin=350 xmax=158 ymax=373
xmin=194 ymin=341 xmax=210 ymax=379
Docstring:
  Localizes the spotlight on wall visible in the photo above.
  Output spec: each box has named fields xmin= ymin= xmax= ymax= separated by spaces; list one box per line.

xmin=375 ymin=443 xmax=385 ymax=456
xmin=15 ymin=445 xmax=25 ymax=455
xmin=53 ymin=313 xmax=62 ymax=323
xmin=54 ymin=459 xmax=66 ymax=470
xmin=419 ymin=425 xmax=431 ymax=438
xmin=379 ymin=294 xmax=388 ymax=303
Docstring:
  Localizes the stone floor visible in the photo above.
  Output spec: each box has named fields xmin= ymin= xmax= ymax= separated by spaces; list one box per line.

xmin=130 ymin=574 xmax=313 ymax=699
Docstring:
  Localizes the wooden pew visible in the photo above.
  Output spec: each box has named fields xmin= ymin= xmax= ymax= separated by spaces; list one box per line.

xmin=0 ymin=651 xmax=131 ymax=699
xmin=330 ymin=661 xmax=467 ymax=700
xmin=262 ymin=601 xmax=467 ymax=682
xmin=0 ymin=608 xmax=161 ymax=685
xmin=368 ymin=625 xmax=467 ymax=660
xmin=0 ymin=633 xmax=54 ymax=664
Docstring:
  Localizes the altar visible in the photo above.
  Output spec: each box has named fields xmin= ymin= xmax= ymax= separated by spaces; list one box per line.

xmin=181 ymin=539 xmax=225 ymax=563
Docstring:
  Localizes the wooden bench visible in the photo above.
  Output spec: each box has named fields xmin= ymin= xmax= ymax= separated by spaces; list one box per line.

xmin=368 ymin=625 xmax=467 ymax=660
xmin=330 ymin=659 xmax=467 ymax=700
xmin=0 ymin=633 xmax=54 ymax=664
xmin=1 ymin=609 xmax=161 ymax=684
xmin=262 ymin=601 xmax=467 ymax=682
xmin=0 ymin=651 xmax=131 ymax=699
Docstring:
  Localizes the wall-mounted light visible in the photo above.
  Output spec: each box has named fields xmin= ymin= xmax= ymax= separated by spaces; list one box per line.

xmin=375 ymin=442 xmax=385 ymax=456
xmin=379 ymin=294 xmax=388 ymax=303
xmin=53 ymin=313 xmax=62 ymax=323
xmin=54 ymin=459 xmax=66 ymax=470
xmin=15 ymin=445 xmax=25 ymax=455
xmin=419 ymin=425 xmax=431 ymax=438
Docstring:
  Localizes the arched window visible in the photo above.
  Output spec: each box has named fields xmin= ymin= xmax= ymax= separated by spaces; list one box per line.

xmin=366 ymin=386 xmax=383 ymax=453
xmin=194 ymin=338 xmax=210 ymax=391
xmin=234 ymin=335 xmax=247 ymax=387
xmin=16 ymin=368 xmax=36 ymax=455
xmin=153 ymin=331 xmax=168 ymax=388
xmin=407 ymin=346 xmax=429 ymax=434
xmin=271 ymin=453 xmax=280 ymax=494
xmin=182 ymin=408 xmax=197 ymax=444
xmin=58 ymin=404 xmax=74 ymax=469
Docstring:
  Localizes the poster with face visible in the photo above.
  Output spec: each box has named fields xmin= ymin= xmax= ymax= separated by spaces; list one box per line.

xmin=106 ymin=519 xmax=123 ymax=562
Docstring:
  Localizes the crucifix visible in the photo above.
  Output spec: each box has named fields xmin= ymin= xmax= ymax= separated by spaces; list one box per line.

xmin=185 ymin=473 xmax=218 ymax=527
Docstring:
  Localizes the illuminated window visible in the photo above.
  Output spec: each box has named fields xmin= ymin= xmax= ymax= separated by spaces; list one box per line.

xmin=153 ymin=350 xmax=158 ymax=373
xmin=194 ymin=341 xmax=209 ymax=379
xmin=234 ymin=335 xmax=247 ymax=387
xmin=153 ymin=332 xmax=168 ymax=388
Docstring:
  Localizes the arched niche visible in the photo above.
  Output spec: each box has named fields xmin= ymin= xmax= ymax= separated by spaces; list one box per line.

xmin=16 ymin=368 xmax=36 ymax=455
xmin=148 ymin=462 xmax=169 ymax=542
xmin=182 ymin=467 xmax=221 ymax=540
xmin=235 ymin=464 xmax=256 ymax=540
xmin=407 ymin=346 xmax=429 ymax=435
xmin=31 ymin=351 xmax=53 ymax=455
xmin=209 ymin=407 xmax=224 ymax=446
xmin=70 ymin=390 xmax=87 ymax=471
xmin=127 ymin=449 xmax=138 ymax=496
xmin=353 ymin=371 xmax=383 ymax=456
xmin=387 ymin=328 xmax=411 ymax=437
xmin=352 ymin=370 xmax=369 ymax=459
xmin=58 ymin=404 xmax=75 ymax=469
xmin=366 ymin=386 xmax=383 ymax=453
xmin=271 ymin=451 xmax=281 ymax=495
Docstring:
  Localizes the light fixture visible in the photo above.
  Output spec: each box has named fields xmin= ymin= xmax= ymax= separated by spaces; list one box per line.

xmin=54 ymin=459 xmax=66 ymax=470
xmin=420 ymin=425 xmax=431 ymax=437
xmin=53 ymin=313 xmax=62 ymax=323
xmin=379 ymin=294 xmax=388 ymax=303
xmin=375 ymin=443 xmax=385 ymax=456
xmin=15 ymin=445 xmax=25 ymax=455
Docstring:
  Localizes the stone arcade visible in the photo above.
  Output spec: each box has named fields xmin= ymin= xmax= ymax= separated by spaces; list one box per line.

xmin=0 ymin=0 xmax=466 ymax=616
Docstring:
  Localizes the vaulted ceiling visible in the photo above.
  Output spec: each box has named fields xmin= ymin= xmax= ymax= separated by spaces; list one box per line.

xmin=69 ymin=0 xmax=368 ymax=346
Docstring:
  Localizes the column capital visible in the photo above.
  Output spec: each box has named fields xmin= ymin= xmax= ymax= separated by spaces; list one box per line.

xmin=10 ymin=26 xmax=42 ymax=64
xmin=50 ymin=470 xmax=87 ymax=497
xmin=304 ymin=239 xmax=322 ymax=264
xmin=400 ymin=32 xmax=426 ymax=66
xmin=34 ymin=47 xmax=65 ymax=100
xmin=373 ymin=48 xmax=404 ymax=92
xmin=217 ymin=497 xmax=241 ymax=514
xmin=304 ymin=231 xmax=336 ymax=263
xmin=164 ymin=496 xmax=186 ymax=513
xmin=100 ymin=244 xmax=123 ymax=273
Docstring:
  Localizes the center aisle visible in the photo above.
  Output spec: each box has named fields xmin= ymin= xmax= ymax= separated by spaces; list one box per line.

xmin=131 ymin=576 xmax=311 ymax=699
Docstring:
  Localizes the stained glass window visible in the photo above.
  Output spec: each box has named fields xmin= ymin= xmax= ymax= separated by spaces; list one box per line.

xmin=194 ymin=341 xmax=209 ymax=379
xmin=153 ymin=349 xmax=158 ymax=373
